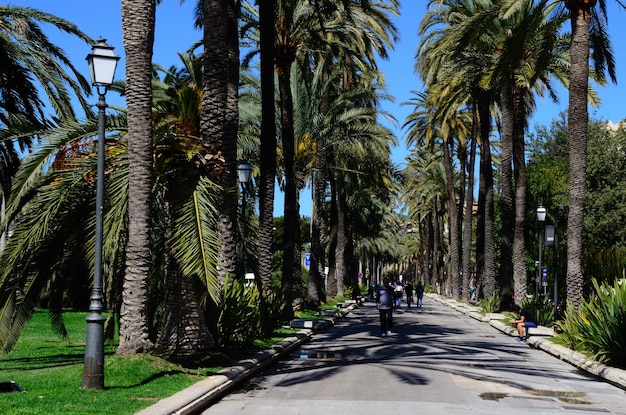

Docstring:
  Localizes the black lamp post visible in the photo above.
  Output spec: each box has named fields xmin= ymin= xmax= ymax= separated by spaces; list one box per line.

xmin=536 ymin=206 xmax=546 ymax=296
xmin=237 ymin=161 xmax=252 ymax=281
xmin=82 ymin=38 xmax=119 ymax=390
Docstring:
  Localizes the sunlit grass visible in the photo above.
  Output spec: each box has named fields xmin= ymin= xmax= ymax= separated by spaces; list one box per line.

xmin=0 ymin=309 xmax=301 ymax=415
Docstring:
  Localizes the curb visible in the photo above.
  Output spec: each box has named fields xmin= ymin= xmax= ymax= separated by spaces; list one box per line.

xmin=426 ymin=293 xmax=626 ymax=391
xmin=135 ymin=304 xmax=357 ymax=415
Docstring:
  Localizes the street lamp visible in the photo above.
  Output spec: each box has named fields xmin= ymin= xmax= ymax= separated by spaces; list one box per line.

xmin=536 ymin=206 xmax=546 ymax=296
xmin=82 ymin=38 xmax=119 ymax=390
xmin=544 ymin=205 xmax=564 ymax=319
xmin=237 ymin=161 xmax=252 ymax=281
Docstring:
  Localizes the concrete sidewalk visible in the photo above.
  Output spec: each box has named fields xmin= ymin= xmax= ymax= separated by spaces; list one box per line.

xmin=137 ymin=295 xmax=626 ymax=415
xmin=135 ymin=304 xmax=357 ymax=415
xmin=428 ymin=293 xmax=626 ymax=391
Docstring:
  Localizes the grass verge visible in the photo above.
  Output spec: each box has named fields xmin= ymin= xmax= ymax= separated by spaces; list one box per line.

xmin=0 ymin=309 xmax=299 ymax=415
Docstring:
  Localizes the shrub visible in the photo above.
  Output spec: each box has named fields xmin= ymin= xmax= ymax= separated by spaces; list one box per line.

xmin=478 ymin=290 xmax=500 ymax=313
xmin=554 ymin=279 xmax=626 ymax=369
xmin=217 ymin=278 xmax=261 ymax=348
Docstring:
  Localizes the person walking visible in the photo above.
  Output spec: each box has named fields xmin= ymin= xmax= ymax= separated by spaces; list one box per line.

xmin=394 ymin=281 xmax=404 ymax=309
xmin=376 ymin=278 xmax=394 ymax=337
xmin=415 ymin=281 xmax=424 ymax=308
xmin=404 ymin=282 xmax=413 ymax=308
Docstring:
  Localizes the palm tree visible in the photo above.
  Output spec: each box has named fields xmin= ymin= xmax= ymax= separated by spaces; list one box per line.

xmin=0 ymin=113 xmax=129 ymax=352
xmin=0 ymin=5 xmax=94 ymax=250
xmin=0 ymin=65 xmax=223 ymax=353
xmin=118 ymin=0 xmax=157 ymax=355
xmin=151 ymin=55 xmax=218 ymax=356
xmin=564 ymin=0 xmax=617 ymax=310
xmin=0 ymin=5 xmax=93 ymax=126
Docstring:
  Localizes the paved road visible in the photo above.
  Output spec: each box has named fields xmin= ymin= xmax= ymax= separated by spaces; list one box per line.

xmin=200 ymin=298 xmax=626 ymax=415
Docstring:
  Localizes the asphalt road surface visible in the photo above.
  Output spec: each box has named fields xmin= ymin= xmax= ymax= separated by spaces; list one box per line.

xmin=200 ymin=298 xmax=626 ymax=415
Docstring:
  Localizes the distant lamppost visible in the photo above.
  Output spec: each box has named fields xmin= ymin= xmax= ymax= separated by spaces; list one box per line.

xmin=536 ymin=206 xmax=546 ymax=296
xmin=545 ymin=205 xmax=564 ymax=319
xmin=237 ymin=161 xmax=252 ymax=280
xmin=82 ymin=39 xmax=119 ymax=390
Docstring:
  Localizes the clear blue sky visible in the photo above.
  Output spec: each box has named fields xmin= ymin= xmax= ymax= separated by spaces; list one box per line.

xmin=14 ymin=0 xmax=626 ymax=218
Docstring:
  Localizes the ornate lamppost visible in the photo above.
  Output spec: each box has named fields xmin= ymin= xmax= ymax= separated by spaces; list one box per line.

xmin=237 ymin=161 xmax=252 ymax=281
xmin=82 ymin=38 xmax=119 ymax=390
xmin=536 ymin=206 xmax=546 ymax=296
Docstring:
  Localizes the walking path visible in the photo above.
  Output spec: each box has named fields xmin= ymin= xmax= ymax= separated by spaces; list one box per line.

xmin=138 ymin=295 xmax=626 ymax=415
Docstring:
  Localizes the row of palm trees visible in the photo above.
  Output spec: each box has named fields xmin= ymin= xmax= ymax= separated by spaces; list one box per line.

xmin=0 ymin=1 xmax=404 ymax=357
xmin=1 ymin=0 xmax=621 ymax=360
xmin=401 ymin=0 xmax=620 ymax=310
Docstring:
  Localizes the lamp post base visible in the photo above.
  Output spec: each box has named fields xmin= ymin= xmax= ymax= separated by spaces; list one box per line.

xmin=82 ymin=312 xmax=106 ymax=389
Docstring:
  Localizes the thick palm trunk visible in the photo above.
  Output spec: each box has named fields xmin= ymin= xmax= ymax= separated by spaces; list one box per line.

xmin=307 ymin=165 xmax=327 ymax=306
xmin=258 ymin=0 xmax=276 ymax=292
xmin=566 ymin=3 xmax=591 ymax=310
xmin=476 ymin=97 xmax=496 ymax=297
xmin=277 ymin=61 xmax=298 ymax=315
xmin=334 ymin=173 xmax=349 ymax=298
xmin=443 ymin=139 xmax=461 ymax=299
xmin=326 ymin=171 xmax=339 ymax=297
xmin=201 ymin=0 xmax=240 ymax=283
xmin=462 ymin=133 xmax=477 ymax=302
xmin=512 ymin=89 xmax=528 ymax=302
xmin=156 ymin=204 xmax=213 ymax=357
xmin=118 ymin=0 xmax=156 ymax=355
xmin=499 ymin=84 xmax=515 ymax=293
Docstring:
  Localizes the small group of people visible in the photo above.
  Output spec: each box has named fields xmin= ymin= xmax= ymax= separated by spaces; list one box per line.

xmin=375 ymin=278 xmax=425 ymax=337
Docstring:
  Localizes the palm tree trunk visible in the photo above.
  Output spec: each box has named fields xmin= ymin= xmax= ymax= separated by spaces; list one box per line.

xmin=327 ymin=171 xmax=339 ymax=297
xmin=499 ymin=83 xmax=514 ymax=293
xmin=307 ymin=166 xmax=327 ymax=306
xmin=277 ymin=61 xmax=297 ymax=316
xmin=477 ymin=96 xmax=497 ymax=297
xmin=258 ymin=0 xmax=277 ymax=336
xmin=156 ymin=202 xmax=213 ymax=357
xmin=513 ymin=89 xmax=528 ymax=302
xmin=118 ymin=0 xmax=156 ymax=355
xmin=201 ymin=0 xmax=240 ymax=283
xmin=462 ymin=133 xmax=477 ymax=302
xmin=443 ymin=139 xmax=461 ymax=299
xmin=566 ymin=3 xmax=591 ymax=310
xmin=258 ymin=0 xmax=276 ymax=292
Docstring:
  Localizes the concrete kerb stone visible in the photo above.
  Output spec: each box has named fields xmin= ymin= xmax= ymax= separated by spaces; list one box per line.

xmin=135 ymin=303 xmax=358 ymax=415
xmin=426 ymin=293 xmax=626 ymax=391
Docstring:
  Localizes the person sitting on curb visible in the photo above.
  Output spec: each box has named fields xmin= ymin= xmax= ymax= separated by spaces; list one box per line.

xmin=509 ymin=303 xmax=538 ymax=342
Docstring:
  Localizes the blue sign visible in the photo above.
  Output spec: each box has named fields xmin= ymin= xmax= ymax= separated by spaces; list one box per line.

xmin=542 ymin=267 xmax=548 ymax=281
xmin=305 ymin=253 xmax=311 ymax=266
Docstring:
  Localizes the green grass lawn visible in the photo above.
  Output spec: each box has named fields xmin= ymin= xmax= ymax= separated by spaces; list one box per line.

xmin=0 ymin=309 xmax=296 ymax=415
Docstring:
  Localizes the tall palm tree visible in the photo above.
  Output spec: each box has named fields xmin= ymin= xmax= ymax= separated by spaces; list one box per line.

xmin=564 ymin=0 xmax=617 ymax=310
xmin=118 ymin=0 xmax=157 ymax=355
xmin=482 ymin=0 xmax=568 ymax=300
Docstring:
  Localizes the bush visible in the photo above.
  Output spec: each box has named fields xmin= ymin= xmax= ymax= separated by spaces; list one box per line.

xmin=478 ymin=290 xmax=500 ymax=313
xmin=217 ymin=278 xmax=286 ymax=347
xmin=554 ymin=279 xmax=626 ymax=369
xmin=217 ymin=278 xmax=261 ymax=348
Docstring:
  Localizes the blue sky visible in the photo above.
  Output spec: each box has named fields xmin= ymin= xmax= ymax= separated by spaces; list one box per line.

xmin=13 ymin=0 xmax=626 ymax=218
